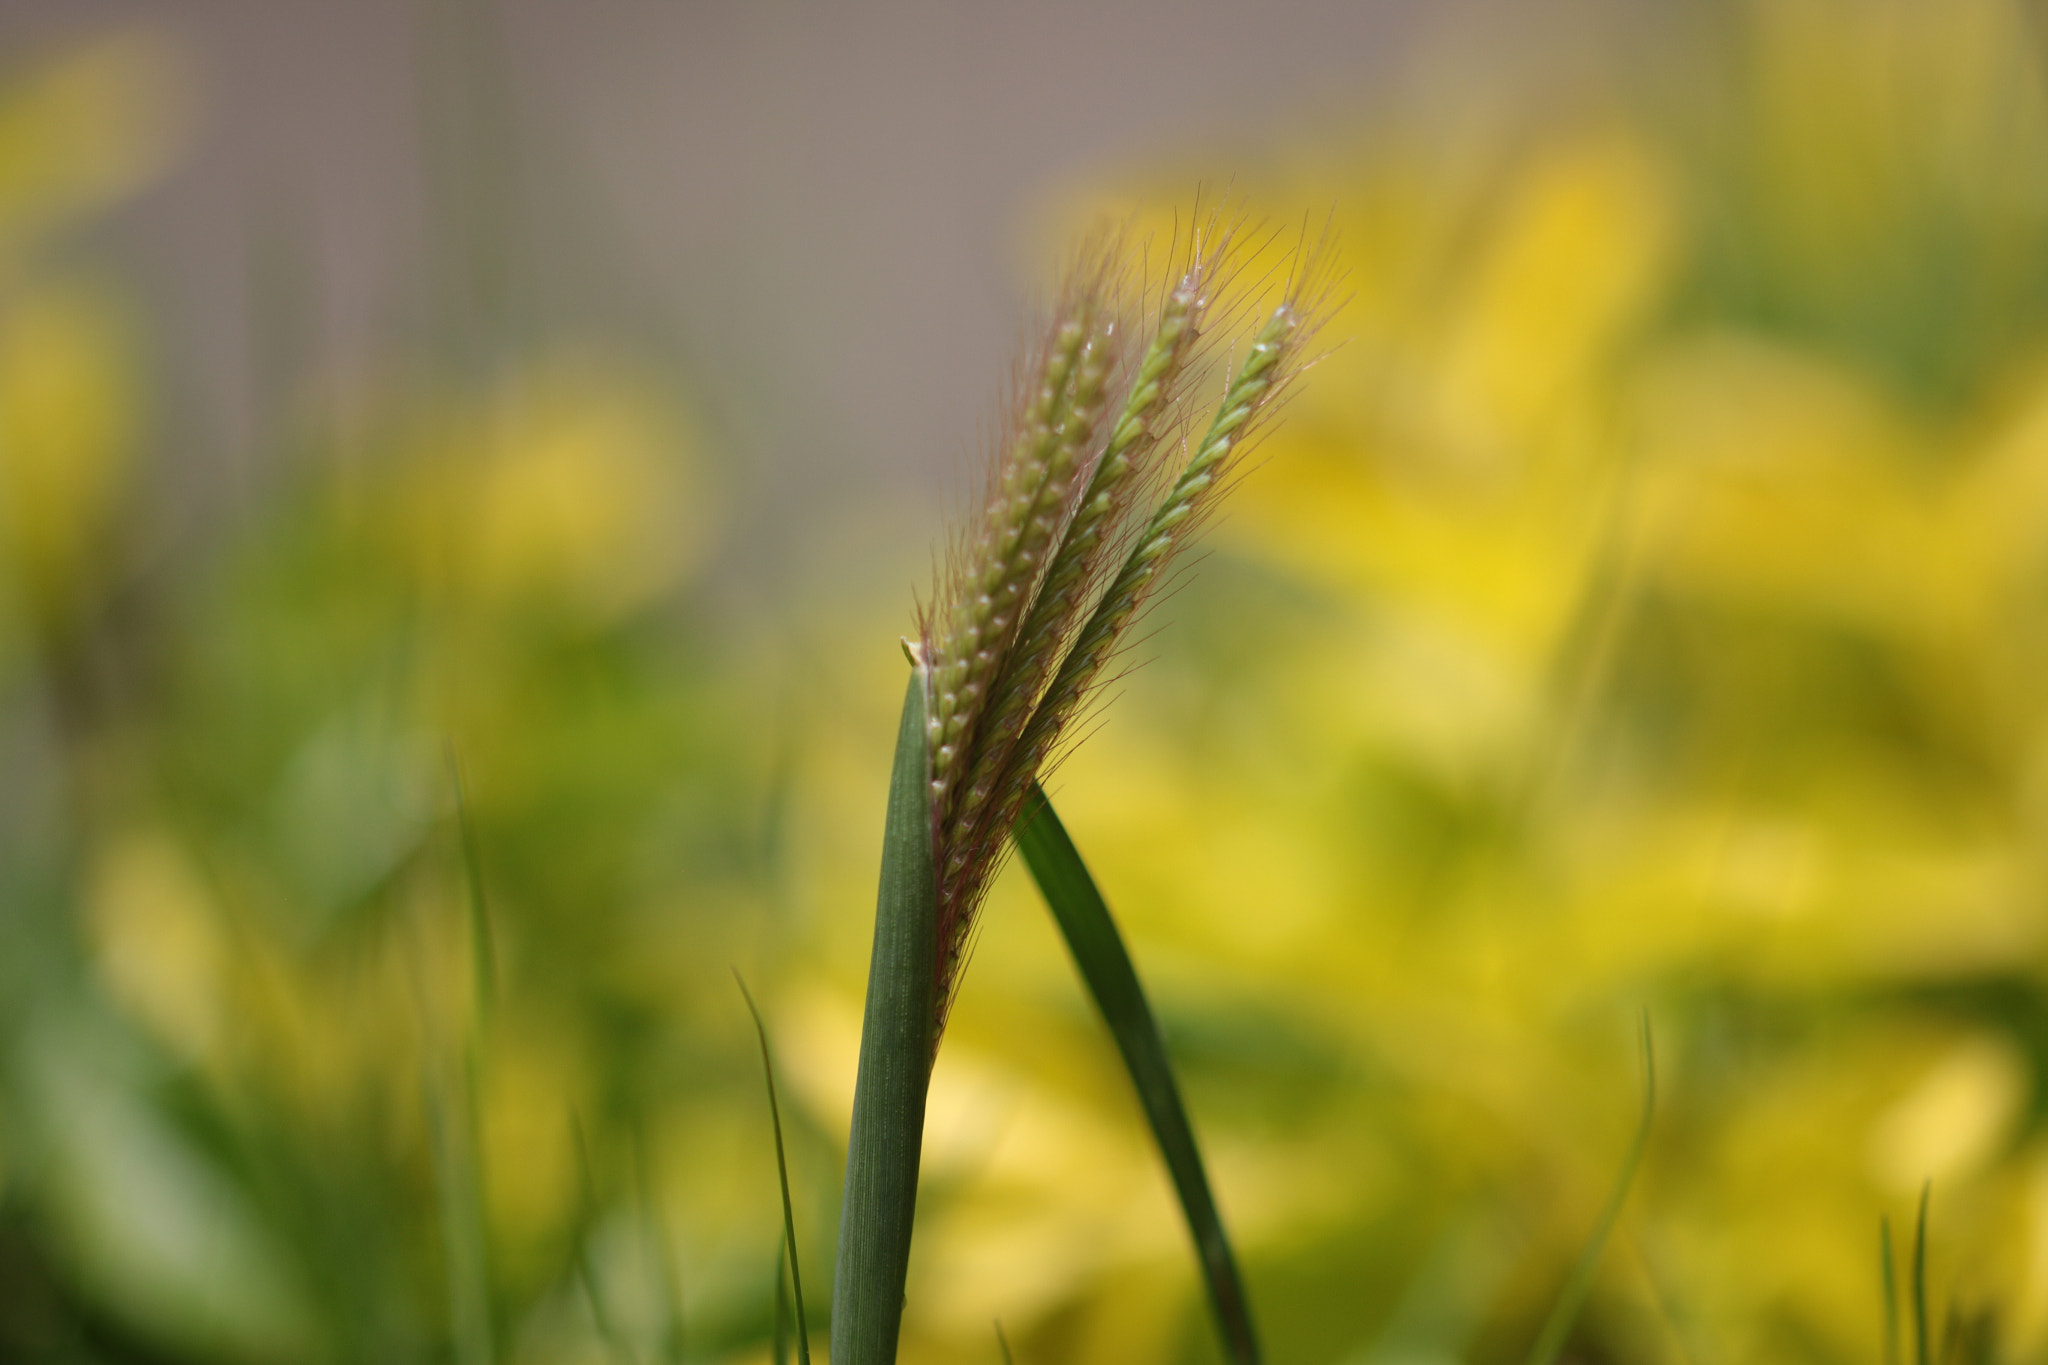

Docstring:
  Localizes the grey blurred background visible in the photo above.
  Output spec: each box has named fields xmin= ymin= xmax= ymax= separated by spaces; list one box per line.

xmin=0 ymin=0 xmax=1533 ymax=587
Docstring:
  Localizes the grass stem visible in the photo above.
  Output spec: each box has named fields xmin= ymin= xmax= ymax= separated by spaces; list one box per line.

xmin=1522 ymin=1017 xmax=1655 ymax=1365
xmin=739 ymin=974 xmax=812 ymax=1365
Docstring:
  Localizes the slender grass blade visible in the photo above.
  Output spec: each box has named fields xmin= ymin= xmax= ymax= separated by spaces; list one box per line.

xmin=1014 ymin=782 xmax=1261 ymax=1365
xmin=448 ymin=745 xmax=497 ymax=1025
xmin=571 ymin=1118 xmax=636 ymax=1365
xmin=1522 ymin=1017 xmax=1656 ymax=1365
xmin=422 ymin=1049 xmax=496 ymax=1365
xmin=635 ymin=1126 xmax=686 ymax=1365
xmin=1882 ymin=1216 xmax=1899 ymax=1365
xmin=739 ymin=974 xmax=812 ymax=1365
xmin=419 ymin=758 xmax=500 ymax=1365
xmin=832 ymin=666 xmax=939 ymax=1365
xmin=774 ymin=1234 xmax=793 ymax=1365
xmin=1913 ymin=1184 xmax=1930 ymax=1365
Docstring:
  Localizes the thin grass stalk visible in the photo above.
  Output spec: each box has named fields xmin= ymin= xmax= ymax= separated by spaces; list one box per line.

xmin=424 ymin=1044 xmax=496 ymax=1365
xmin=831 ymin=663 xmax=938 ymax=1365
xmin=739 ymin=975 xmax=813 ymax=1365
xmin=571 ymin=1120 xmax=636 ymax=1365
xmin=634 ymin=1128 xmax=686 ymax=1365
xmin=423 ymin=764 xmax=501 ymax=1365
xmin=774 ymin=1235 xmax=793 ymax=1365
xmin=1882 ymin=1217 xmax=1900 ymax=1365
xmin=1522 ymin=1018 xmax=1655 ymax=1365
xmin=448 ymin=746 xmax=498 ymax=1024
xmin=1913 ymin=1184 xmax=1931 ymax=1365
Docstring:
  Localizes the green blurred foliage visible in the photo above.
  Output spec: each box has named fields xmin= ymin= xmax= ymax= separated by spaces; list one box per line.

xmin=6 ymin=2 xmax=2048 ymax=1363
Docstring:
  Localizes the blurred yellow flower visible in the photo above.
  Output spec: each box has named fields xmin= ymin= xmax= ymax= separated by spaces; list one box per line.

xmin=88 ymin=830 xmax=227 ymax=1069
xmin=390 ymin=350 xmax=710 ymax=620
xmin=1867 ymin=1033 xmax=2028 ymax=1192
xmin=0 ymin=28 xmax=188 ymax=270
xmin=0 ymin=278 xmax=137 ymax=624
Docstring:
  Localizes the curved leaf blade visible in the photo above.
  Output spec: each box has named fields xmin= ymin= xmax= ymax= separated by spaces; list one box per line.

xmin=1014 ymin=783 xmax=1261 ymax=1365
xmin=1522 ymin=1018 xmax=1656 ymax=1365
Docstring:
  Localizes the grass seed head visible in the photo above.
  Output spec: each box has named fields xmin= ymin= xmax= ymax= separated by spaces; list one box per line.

xmin=917 ymin=209 xmax=1332 ymax=1035
xmin=924 ymin=243 xmax=1120 ymax=813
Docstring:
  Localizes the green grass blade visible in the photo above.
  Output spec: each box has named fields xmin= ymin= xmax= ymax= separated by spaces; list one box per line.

xmin=1882 ymin=1216 xmax=1900 ymax=1365
xmin=421 ymin=1048 xmax=495 ymax=1365
xmin=447 ymin=745 xmax=498 ymax=1026
xmin=571 ymin=1119 xmax=636 ymax=1365
xmin=1522 ymin=1017 xmax=1657 ymax=1365
xmin=635 ymin=1127 xmax=686 ymax=1365
xmin=995 ymin=1320 xmax=1016 ymax=1364
xmin=1014 ymin=783 xmax=1261 ymax=1365
xmin=430 ymin=1069 xmax=496 ymax=1365
xmin=417 ymin=765 xmax=500 ymax=1365
xmin=774 ymin=1234 xmax=793 ymax=1365
xmin=1913 ymin=1184 xmax=1931 ymax=1365
xmin=738 ymin=974 xmax=812 ymax=1365
xmin=832 ymin=665 xmax=939 ymax=1365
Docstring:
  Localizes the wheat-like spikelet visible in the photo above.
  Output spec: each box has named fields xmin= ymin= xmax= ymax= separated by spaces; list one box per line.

xmin=1017 ymin=296 xmax=1312 ymax=759
xmin=924 ymin=245 xmax=1119 ymax=813
xmin=917 ymin=215 xmax=1328 ymax=1033
xmin=939 ymin=249 xmax=1217 ymax=927
xmin=959 ymin=254 xmax=1211 ymax=794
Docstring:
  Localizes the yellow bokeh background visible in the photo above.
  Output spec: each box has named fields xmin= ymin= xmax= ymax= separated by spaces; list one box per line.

xmin=5 ymin=3 xmax=2048 ymax=1363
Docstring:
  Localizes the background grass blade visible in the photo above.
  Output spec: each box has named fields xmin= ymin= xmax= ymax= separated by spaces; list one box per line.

xmin=448 ymin=745 xmax=498 ymax=1026
xmin=421 ymin=1038 xmax=496 ymax=1365
xmin=832 ymin=666 xmax=939 ymax=1365
xmin=419 ymin=754 xmax=501 ymax=1365
xmin=1014 ymin=782 xmax=1261 ymax=1365
xmin=774 ymin=1234 xmax=793 ymax=1365
xmin=738 ymin=974 xmax=812 ymax=1365
xmin=1882 ymin=1216 xmax=1900 ymax=1365
xmin=1913 ymin=1184 xmax=1930 ymax=1365
xmin=636 ymin=1126 xmax=686 ymax=1365
xmin=570 ymin=1118 xmax=636 ymax=1365
xmin=1522 ymin=1017 xmax=1656 ymax=1365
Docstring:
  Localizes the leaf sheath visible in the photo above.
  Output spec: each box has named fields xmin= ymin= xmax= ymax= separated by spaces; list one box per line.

xmin=831 ymin=667 xmax=939 ymax=1365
